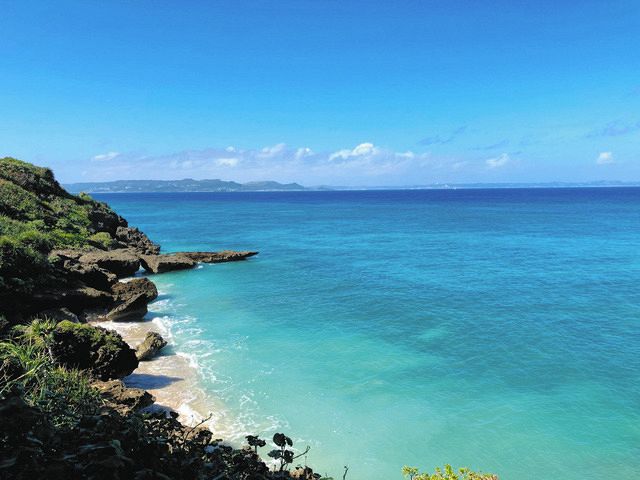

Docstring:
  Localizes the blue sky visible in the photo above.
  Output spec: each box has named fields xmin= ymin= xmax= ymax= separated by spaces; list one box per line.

xmin=1 ymin=0 xmax=639 ymax=185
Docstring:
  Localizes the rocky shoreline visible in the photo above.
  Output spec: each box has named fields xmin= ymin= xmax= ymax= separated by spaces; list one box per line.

xmin=0 ymin=157 xmax=322 ymax=479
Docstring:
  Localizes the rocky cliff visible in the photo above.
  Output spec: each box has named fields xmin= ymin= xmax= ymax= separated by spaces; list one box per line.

xmin=0 ymin=158 xmax=324 ymax=480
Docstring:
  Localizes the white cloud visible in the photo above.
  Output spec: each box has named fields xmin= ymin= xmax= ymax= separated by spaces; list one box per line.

xmin=596 ymin=151 xmax=614 ymax=165
xmin=215 ymin=157 xmax=239 ymax=167
xmin=258 ymin=143 xmax=286 ymax=158
xmin=485 ymin=153 xmax=510 ymax=169
xmin=78 ymin=142 xmax=461 ymax=185
xmin=295 ymin=147 xmax=314 ymax=159
xmin=92 ymin=151 xmax=120 ymax=162
xmin=329 ymin=142 xmax=379 ymax=161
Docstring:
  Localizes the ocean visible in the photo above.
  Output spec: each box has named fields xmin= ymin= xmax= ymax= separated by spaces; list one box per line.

xmin=96 ymin=188 xmax=640 ymax=480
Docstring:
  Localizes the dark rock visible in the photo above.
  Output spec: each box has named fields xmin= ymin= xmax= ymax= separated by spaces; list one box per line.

xmin=79 ymin=249 xmax=141 ymax=278
xmin=178 ymin=250 xmax=259 ymax=263
xmin=62 ymin=261 xmax=117 ymax=292
xmin=140 ymin=254 xmax=196 ymax=274
xmin=115 ymin=226 xmax=160 ymax=255
xmin=112 ymin=278 xmax=158 ymax=303
xmin=87 ymin=204 xmax=127 ymax=235
xmin=51 ymin=320 xmax=139 ymax=380
xmin=34 ymin=307 xmax=80 ymax=323
xmin=136 ymin=332 xmax=167 ymax=361
xmin=106 ymin=292 xmax=148 ymax=321
xmin=33 ymin=286 xmax=113 ymax=314
xmin=133 ymin=469 xmax=172 ymax=480
xmin=92 ymin=379 xmax=155 ymax=414
xmin=105 ymin=278 xmax=158 ymax=321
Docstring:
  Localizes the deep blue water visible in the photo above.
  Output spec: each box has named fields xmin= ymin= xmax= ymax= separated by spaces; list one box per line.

xmin=97 ymin=188 xmax=640 ymax=479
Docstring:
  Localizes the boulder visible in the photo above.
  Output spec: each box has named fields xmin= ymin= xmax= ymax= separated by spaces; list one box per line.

xmin=178 ymin=250 xmax=258 ymax=263
xmin=51 ymin=320 xmax=138 ymax=380
xmin=140 ymin=254 xmax=196 ymax=274
xmin=106 ymin=293 xmax=148 ymax=322
xmin=112 ymin=277 xmax=158 ymax=303
xmin=79 ymin=249 xmax=141 ymax=278
xmin=115 ymin=226 xmax=160 ymax=255
xmin=92 ymin=379 xmax=154 ymax=414
xmin=136 ymin=331 xmax=167 ymax=361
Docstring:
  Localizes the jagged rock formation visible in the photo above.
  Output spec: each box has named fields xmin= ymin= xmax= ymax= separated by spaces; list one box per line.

xmin=140 ymin=253 xmax=197 ymax=273
xmin=115 ymin=226 xmax=160 ymax=255
xmin=139 ymin=250 xmax=259 ymax=274
xmin=0 ymin=159 xmax=325 ymax=480
xmin=92 ymin=379 xmax=155 ymax=414
xmin=179 ymin=250 xmax=259 ymax=263
xmin=112 ymin=277 xmax=158 ymax=303
xmin=78 ymin=249 xmax=142 ymax=278
xmin=136 ymin=331 xmax=168 ymax=361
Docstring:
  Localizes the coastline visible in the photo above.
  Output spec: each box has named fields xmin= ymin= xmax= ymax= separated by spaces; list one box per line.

xmin=94 ymin=310 xmax=216 ymax=429
xmin=93 ymin=284 xmax=251 ymax=445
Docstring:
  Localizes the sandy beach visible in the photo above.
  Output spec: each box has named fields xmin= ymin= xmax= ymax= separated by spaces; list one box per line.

xmin=94 ymin=316 xmax=218 ymax=429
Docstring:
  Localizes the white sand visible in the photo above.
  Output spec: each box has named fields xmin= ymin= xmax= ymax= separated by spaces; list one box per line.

xmin=93 ymin=317 xmax=222 ymax=430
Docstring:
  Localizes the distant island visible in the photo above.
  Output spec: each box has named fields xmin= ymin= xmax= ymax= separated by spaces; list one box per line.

xmin=64 ymin=178 xmax=640 ymax=193
xmin=65 ymin=178 xmax=308 ymax=193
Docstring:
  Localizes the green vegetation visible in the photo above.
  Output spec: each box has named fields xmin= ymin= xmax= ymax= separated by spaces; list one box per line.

xmin=0 ymin=327 xmax=102 ymax=429
xmin=48 ymin=320 xmax=138 ymax=380
xmin=0 ymin=157 xmax=125 ymax=313
xmin=402 ymin=465 xmax=498 ymax=480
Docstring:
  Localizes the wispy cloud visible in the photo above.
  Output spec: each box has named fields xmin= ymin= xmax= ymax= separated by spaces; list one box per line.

xmin=418 ymin=126 xmax=467 ymax=146
xmin=485 ymin=153 xmax=510 ymax=169
xmin=81 ymin=143 xmax=442 ymax=184
xmin=587 ymin=120 xmax=640 ymax=138
xmin=92 ymin=151 xmax=120 ymax=161
xmin=473 ymin=140 xmax=509 ymax=151
xmin=79 ymin=142 xmax=521 ymax=185
xmin=596 ymin=151 xmax=614 ymax=165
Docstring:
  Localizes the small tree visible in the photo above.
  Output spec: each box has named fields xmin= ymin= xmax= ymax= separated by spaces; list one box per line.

xmin=269 ymin=432 xmax=295 ymax=472
xmin=246 ymin=434 xmax=267 ymax=453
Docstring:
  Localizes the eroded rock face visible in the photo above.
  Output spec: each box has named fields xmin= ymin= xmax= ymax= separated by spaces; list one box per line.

xmin=33 ymin=286 xmax=113 ymax=314
xmin=92 ymin=379 xmax=154 ymax=414
xmin=112 ymin=277 xmax=158 ymax=303
xmin=106 ymin=293 xmax=148 ymax=321
xmin=51 ymin=321 xmax=138 ymax=380
xmin=87 ymin=205 xmax=127 ymax=235
xmin=179 ymin=250 xmax=259 ymax=263
xmin=136 ymin=331 xmax=168 ymax=361
xmin=79 ymin=249 xmax=141 ymax=278
xmin=115 ymin=226 xmax=160 ymax=255
xmin=106 ymin=278 xmax=159 ymax=322
xmin=139 ymin=254 xmax=196 ymax=274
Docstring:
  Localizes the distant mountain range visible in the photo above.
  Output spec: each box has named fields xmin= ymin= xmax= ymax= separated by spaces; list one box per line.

xmin=64 ymin=178 xmax=308 ymax=193
xmin=64 ymin=178 xmax=640 ymax=193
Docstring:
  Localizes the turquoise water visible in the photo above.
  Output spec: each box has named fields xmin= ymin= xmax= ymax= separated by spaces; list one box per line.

xmin=99 ymin=189 xmax=640 ymax=479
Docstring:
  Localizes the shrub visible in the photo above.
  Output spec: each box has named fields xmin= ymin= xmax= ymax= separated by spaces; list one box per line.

xmin=402 ymin=464 xmax=498 ymax=480
xmin=0 ymin=338 xmax=101 ymax=429
xmin=88 ymin=231 xmax=117 ymax=250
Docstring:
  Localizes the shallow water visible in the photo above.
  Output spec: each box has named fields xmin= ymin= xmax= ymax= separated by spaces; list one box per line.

xmin=99 ymin=188 xmax=640 ymax=479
